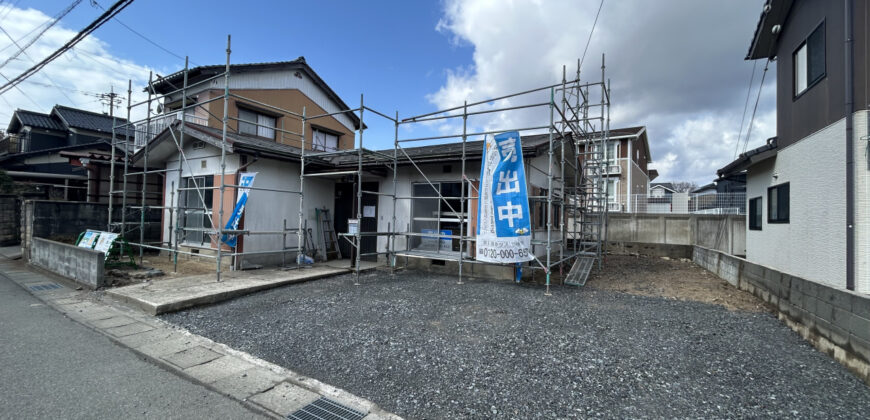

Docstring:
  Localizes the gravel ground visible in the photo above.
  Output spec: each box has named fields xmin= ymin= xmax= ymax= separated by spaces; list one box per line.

xmin=164 ymin=262 xmax=870 ymax=419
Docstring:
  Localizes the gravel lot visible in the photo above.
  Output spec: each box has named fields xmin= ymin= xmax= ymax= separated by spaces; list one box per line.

xmin=164 ymin=258 xmax=870 ymax=419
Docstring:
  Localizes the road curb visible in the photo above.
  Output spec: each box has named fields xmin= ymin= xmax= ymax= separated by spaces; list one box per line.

xmin=0 ymin=259 xmax=402 ymax=419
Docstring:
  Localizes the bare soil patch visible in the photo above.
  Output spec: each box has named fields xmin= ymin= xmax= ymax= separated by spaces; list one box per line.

xmin=587 ymin=254 xmax=768 ymax=312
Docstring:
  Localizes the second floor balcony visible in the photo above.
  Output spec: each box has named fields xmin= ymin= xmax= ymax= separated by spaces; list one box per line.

xmin=134 ymin=112 xmax=208 ymax=149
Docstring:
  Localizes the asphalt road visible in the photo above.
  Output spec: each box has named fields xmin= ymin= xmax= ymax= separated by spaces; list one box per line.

xmin=0 ymin=270 xmax=264 ymax=419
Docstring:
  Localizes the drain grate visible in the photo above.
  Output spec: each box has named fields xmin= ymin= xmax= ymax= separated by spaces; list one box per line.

xmin=28 ymin=283 xmax=62 ymax=291
xmin=287 ymin=397 xmax=367 ymax=420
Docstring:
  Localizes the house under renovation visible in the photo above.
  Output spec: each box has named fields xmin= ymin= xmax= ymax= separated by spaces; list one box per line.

xmin=112 ymin=40 xmax=615 ymax=289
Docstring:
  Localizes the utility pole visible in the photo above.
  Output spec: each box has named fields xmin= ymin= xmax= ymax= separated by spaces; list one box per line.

xmin=99 ymin=85 xmax=122 ymax=116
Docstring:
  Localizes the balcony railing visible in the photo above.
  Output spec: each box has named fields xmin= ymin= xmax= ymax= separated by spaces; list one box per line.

xmin=134 ymin=112 xmax=208 ymax=148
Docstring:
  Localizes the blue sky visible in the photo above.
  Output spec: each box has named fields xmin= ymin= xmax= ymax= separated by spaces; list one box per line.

xmin=0 ymin=0 xmax=775 ymax=184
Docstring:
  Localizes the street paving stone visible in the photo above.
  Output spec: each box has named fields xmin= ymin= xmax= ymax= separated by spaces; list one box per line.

xmin=162 ymin=345 xmax=223 ymax=369
xmin=164 ymin=270 xmax=870 ymax=419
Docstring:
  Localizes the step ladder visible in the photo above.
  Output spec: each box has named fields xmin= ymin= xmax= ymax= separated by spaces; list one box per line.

xmin=316 ymin=208 xmax=342 ymax=261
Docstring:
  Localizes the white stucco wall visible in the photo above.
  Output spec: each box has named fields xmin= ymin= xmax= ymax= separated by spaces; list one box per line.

xmin=159 ymin=144 xmax=335 ymax=266
xmin=374 ymin=155 xmax=565 ymax=260
xmin=746 ymin=118 xmax=847 ymax=290
xmin=237 ymin=158 xmax=334 ymax=266
xmin=161 ymin=143 xmax=241 ymax=245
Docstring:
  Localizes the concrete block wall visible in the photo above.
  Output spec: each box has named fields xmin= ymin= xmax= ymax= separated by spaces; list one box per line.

xmin=22 ymin=200 xmax=160 ymax=259
xmin=30 ymin=237 xmax=105 ymax=289
xmin=693 ymin=245 xmax=870 ymax=383
xmin=606 ymin=214 xmax=745 ymax=256
xmin=0 ymin=195 xmax=19 ymax=245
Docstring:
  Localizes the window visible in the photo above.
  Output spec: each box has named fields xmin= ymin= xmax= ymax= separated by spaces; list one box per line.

xmin=767 ymin=183 xmax=789 ymax=223
xmin=312 ymin=129 xmax=339 ymax=152
xmin=605 ymin=179 xmax=618 ymax=202
xmin=749 ymin=197 xmax=762 ymax=230
xmin=181 ymin=176 xmax=214 ymax=246
xmin=238 ymin=108 xmax=276 ymax=139
xmin=794 ymin=21 xmax=825 ymax=96
xmin=410 ymin=182 xmax=466 ymax=252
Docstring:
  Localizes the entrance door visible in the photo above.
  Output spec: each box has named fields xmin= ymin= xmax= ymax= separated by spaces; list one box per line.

xmin=333 ymin=182 xmax=379 ymax=261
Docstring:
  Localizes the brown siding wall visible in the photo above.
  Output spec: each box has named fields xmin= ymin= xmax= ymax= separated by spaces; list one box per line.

xmin=201 ymin=88 xmax=356 ymax=150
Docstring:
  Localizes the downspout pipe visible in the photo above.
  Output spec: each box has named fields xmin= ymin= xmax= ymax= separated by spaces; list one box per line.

xmin=845 ymin=0 xmax=855 ymax=291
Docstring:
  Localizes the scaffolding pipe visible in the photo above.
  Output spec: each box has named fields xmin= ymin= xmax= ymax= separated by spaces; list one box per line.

xmin=355 ymin=94 xmax=364 ymax=285
xmin=457 ymin=100 xmax=467 ymax=285
xmin=297 ymin=106 xmax=307 ymax=271
xmin=216 ymin=35 xmax=231 ymax=282
xmin=139 ymin=71 xmax=154 ymax=266
xmin=401 ymin=79 xmax=580 ymax=122
xmin=545 ymin=87 xmax=555 ymax=296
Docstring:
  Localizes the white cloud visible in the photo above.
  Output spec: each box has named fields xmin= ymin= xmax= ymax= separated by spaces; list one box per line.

xmin=431 ymin=0 xmax=777 ymax=183
xmin=0 ymin=6 xmax=158 ymax=125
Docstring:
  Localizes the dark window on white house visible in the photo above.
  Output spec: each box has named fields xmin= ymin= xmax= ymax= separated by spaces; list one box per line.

xmin=794 ymin=21 xmax=825 ymax=96
xmin=767 ymin=183 xmax=789 ymax=223
xmin=238 ymin=108 xmax=276 ymax=139
xmin=749 ymin=197 xmax=762 ymax=230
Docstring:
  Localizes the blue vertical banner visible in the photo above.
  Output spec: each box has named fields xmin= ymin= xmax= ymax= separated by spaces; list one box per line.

xmin=221 ymin=172 xmax=257 ymax=247
xmin=476 ymin=131 xmax=532 ymax=263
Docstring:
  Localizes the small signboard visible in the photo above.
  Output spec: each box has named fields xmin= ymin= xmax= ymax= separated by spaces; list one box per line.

xmin=77 ymin=230 xmax=99 ymax=249
xmin=347 ymin=219 xmax=359 ymax=235
xmin=94 ymin=232 xmax=119 ymax=255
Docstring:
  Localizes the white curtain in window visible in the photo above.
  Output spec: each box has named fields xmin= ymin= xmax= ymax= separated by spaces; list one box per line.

xmin=795 ymin=44 xmax=808 ymax=94
xmin=257 ymin=114 xmax=275 ymax=138
xmin=313 ymin=130 xmax=338 ymax=151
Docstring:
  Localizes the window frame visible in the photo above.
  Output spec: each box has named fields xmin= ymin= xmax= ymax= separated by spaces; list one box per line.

xmin=237 ymin=106 xmax=277 ymax=140
xmin=767 ymin=183 xmax=790 ymax=224
xmin=793 ymin=20 xmax=826 ymax=99
xmin=749 ymin=196 xmax=763 ymax=230
xmin=311 ymin=127 xmax=340 ymax=152
xmin=180 ymin=175 xmax=214 ymax=246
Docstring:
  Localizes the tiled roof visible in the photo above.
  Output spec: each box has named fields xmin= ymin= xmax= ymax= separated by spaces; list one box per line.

xmin=150 ymin=57 xmax=362 ymax=130
xmin=52 ymin=105 xmax=131 ymax=135
xmin=14 ymin=110 xmax=65 ymax=131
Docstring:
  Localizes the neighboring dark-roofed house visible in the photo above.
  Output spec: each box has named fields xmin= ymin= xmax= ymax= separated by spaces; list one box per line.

xmin=0 ymin=105 xmax=135 ymax=202
xmin=719 ymin=0 xmax=869 ymax=294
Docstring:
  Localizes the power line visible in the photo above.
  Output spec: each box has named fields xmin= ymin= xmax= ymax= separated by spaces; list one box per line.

xmin=0 ymin=0 xmax=22 ymax=25
xmin=742 ymin=58 xmax=771 ymax=154
xmin=733 ymin=60 xmax=758 ymax=159
xmin=0 ymin=25 xmax=81 ymax=106
xmin=90 ymin=0 xmax=195 ymax=65
xmin=0 ymin=0 xmax=83 ymax=71
xmin=0 ymin=0 xmax=135 ymax=96
xmin=578 ymin=0 xmax=605 ymax=72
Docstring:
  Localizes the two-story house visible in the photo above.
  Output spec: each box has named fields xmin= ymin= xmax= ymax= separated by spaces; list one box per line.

xmin=580 ymin=126 xmax=656 ymax=212
xmin=0 ymin=105 xmax=145 ymax=202
xmin=133 ymin=58 xmax=361 ymax=267
xmin=718 ymin=0 xmax=869 ymax=294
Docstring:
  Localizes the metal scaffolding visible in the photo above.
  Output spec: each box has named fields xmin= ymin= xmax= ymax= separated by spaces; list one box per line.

xmin=107 ymin=37 xmax=610 ymax=292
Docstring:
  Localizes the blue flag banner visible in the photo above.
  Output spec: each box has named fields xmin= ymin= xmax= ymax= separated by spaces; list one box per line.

xmin=221 ymin=172 xmax=257 ymax=247
xmin=476 ymin=131 xmax=532 ymax=263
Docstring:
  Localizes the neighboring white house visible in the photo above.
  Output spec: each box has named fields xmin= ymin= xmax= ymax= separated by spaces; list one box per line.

xmin=719 ymin=0 xmax=869 ymax=294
